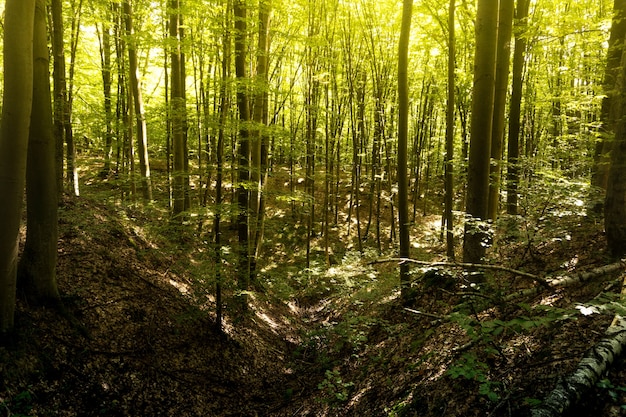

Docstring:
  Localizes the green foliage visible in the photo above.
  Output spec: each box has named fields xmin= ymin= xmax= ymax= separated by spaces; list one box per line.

xmin=447 ymin=303 xmax=573 ymax=403
xmin=0 ymin=388 xmax=34 ymax=417
xmin=501 ymin=173 xmax=592 ymax=247
xmin=317 ymin=369 xmax=354 ymax=405
xmin=597 ymin=378 xmax=626 ymax=409
xmin=447 ymin=353 xmax=501 ymax=402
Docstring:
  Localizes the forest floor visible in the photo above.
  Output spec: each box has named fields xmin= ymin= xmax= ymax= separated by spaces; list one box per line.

xmin=2 ymin=167 xmax=626 ymax=416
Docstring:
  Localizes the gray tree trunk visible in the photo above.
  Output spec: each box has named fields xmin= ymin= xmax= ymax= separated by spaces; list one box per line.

xmin=0 ymin=0 xmax=35 ymax=334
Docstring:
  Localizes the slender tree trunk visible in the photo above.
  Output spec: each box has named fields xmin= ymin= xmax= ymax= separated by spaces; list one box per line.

xmin=305 ymin=2 xmax=321 ymax=267
xmin=445 ymin=0 xmax=456 ymax=259
xmin=506 ymin=0 xmax=530 ymax=216
xmin=170 ymin=0 xmax=187 ymax=216
xmin=163 ymin=15 xmax=172 ymax=209
xmin=462 ymin=0 xmax=499 ymax=268
xmin=398 ymin=0 xmax=413 ymax=304
xmin=324 ymin=81 xmax=332 ymax=265
xmin=18 ymin=0 xmax=60 ymax=304
xmin=250 ymin=0 xmax=271 ymax=279
xmin=98 ymin=15 xmax=114 ymax=177
xmin=66 ymin=0 xmax=82 ymax=197
xmin=50 ymin=0 xmax=65 ymax=199
xmin=234 ymin=0 xmax=250 ymax=303
xmin=0 ymin=0 xmax=35 ymax=334
xmin=487 ymin=0 xmax=514 ymax=220
xmin=214 ymin=0 xmax=231 ymax=332
xmin=124 ymin=0 xmax=152 ymax=202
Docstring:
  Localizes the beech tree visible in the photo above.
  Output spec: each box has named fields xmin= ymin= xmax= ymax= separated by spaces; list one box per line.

xmin=124 ymin=0 xmax=152 ymax=201
xmin=487 ymin=0 xmax=513 ymax=220
xmin=250 ymin=0 xmax=272 ymax=278
xmin=17 ymin=0 xmax=61 ymax=304
xmin=170 ymin=0 xmax=188 ymax=216
xmin=591 ymin=0 xmax=626 ymax=193
xmin=398 ymin=0 xmax=413 ymax=302
xmin=462 ymin=0 xmax=499 ymax=267
xmin=444 ymin=0 xmax=455 ymax=259
xmin=605 ymin=8 xmax=626 ymax=257
xmin=0 ymin=0 xmax=35 ymax=334
xmin=234 ymin=0 xmax=251 ymax=301
xmin=51 ymin=0 xmax=67 ymax=197
xmin=506 ymin=0 xmax=530 ymax=216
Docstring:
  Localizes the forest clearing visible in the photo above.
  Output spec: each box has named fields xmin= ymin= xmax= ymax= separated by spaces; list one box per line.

xmin=3 ymin=0 xmax=626 ymax=415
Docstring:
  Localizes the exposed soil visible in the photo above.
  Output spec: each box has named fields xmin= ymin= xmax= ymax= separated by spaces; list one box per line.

xmin=2 ymin=179 xmax=626 ymax=416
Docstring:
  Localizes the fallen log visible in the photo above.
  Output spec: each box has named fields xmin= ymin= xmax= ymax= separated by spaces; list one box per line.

xmin=503 ymin=260 xmax=626 ymax=302
xmin=530 ymin=271 xmax=626 ymax=417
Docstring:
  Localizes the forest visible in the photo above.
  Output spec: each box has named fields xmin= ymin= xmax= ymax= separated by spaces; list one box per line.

xmin=2 ymin=0 xmax=626 ymax=415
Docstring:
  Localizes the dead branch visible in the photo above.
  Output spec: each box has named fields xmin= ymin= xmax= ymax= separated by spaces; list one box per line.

xmin=403 ymin=307 xmax=444 ymax=320
xmin=370 ymin=257 xmax=550 ymax=288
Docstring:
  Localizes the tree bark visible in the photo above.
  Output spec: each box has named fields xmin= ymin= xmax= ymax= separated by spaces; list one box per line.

xmin=487 ymin=0 xmax=514 ymax=220
xmin=17 ymin=0 xmax=60 ymax=304
xmin=124 ymin=0 xmax=152 ymax=202
xmin=462 ymin=0 xmax=499 ymax=268
xmin=0 ymin=0 xmax=35 ymax=334
xmin=444 ymin=0 xmax=456 ymax=259
xmin=98 ymin=12 xmax=114 ymax=177
xmin=66 ymin=0 xmax=82 ymax=197
xmin=605 ymin=25 xmax=626 ymax=257
xmin=234 ymin=0 xmax=250 ymax=303
xmin=591 ymin=0 xmax=626 ymax=193
xmin=170 ymin=0 xmax=188 ymax=216
xmin=398 ymin=0 xmax=413 ymax=303
xmin=250 ymin=0 xmax=271 ymax=279
xmin=506 ymin=0 xmax=530 ymax=216
xmin=50 ymin=0 xmax=66 ymax=199
xmin=531 ymin=316 xmax=626 ymax=417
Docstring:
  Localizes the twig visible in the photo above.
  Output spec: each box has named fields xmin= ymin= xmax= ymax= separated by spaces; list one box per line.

xmin=371 ymin=257 xmax=550 ymax=288
xmin=403 ymin=307 xmax=444 ymax=320
xmin=439 ymin=287 xmax=496 ymax=301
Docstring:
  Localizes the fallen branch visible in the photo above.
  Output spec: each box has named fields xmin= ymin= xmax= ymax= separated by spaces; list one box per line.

xmin=370 ymin=258 xmax=550 ymax=288
xmin=403 ymin=307 xmax=444 ymax=320
xmin=503 ymin=260 xmax=626 ymax=302
xmin=547 ymin=261 xmax=626 ymax=288
xmin=530 ymin=271 xmax=626 ymax=417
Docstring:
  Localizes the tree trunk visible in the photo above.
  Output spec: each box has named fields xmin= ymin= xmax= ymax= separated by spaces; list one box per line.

xmin=50 ymin=0 xmax=66 ymax=199
xmin=0 ymin=0 xmax=35 ymax=334
xmin=234 ymin=0 xmax=250 ymax=303
xmin=398 ymin=0 xmax=413 ymax=304
xmin=591 ymin=0 xmax=626 ymax=194
xmin=66 ymin=0 xmax=82 ymax=197
xmin=506 ymin=0 xmax=530 ymax=216
xmin=18 ymin=0 xmax=60 ymax=304
xmin=444 ymin=0 xmax=456 ymax=259
xmin=250 ymin=0 xmax=271 ymax=279
xmin=98 ymin=13 xmax=114 ymax=177
xmin=462 ymin=0 xmax=499 ymax=268
xmin=605 ymin=24 xmax=626 ymax=257
xmin=124 ymin=0 xmax=152 ymax=202
xmin=487 ymin=0 xmax=514 ymax=220
xmin=170 ymin=0 xmax=187 ymax=216
xmin=214 ymin=0 xmax=231 ymax=333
